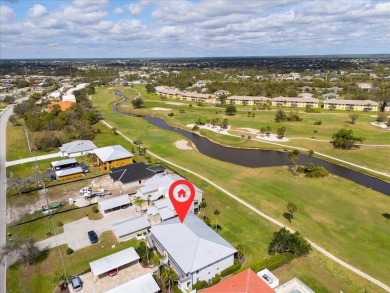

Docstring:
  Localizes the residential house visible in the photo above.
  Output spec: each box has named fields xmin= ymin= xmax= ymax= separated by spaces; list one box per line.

xmin=155 ymin=86 xmax=217 ymax=104
xmin=323 ymin=99 xmax=379 ymax=111
xmin=203 ymin=269 xmax=274 ymax=293
xmin=214 ymin=90 xmax=230 ymax=96
xmin=59 ymin=140 xmax=97 ymax=158
xmin=109 ymin=162 xmax=159 ymax=190
xmin=272 ymin=97 xmax=319 ymax=108
xmin=135 ymin=173 xmax=202 ymax=218
xmin=150 ymin=213 xmax=237 ymax=292
xmin=227 ymin=95 xmax=270 ymax=106
xmin=358 ymin=83 xmax=372 ymax=90
xmin=93 ymin=145 xmax=133 ymax=171
xmin=322 ymin=93 xmax=340 ymax=99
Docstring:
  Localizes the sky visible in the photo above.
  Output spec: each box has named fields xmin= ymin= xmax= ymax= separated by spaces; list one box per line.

xmin=0 ymin=0 xmax=389 ymax=59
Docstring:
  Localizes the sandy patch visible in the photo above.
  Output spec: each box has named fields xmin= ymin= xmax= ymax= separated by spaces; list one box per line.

xmin=187 ymin=124 xmax=231 ymax=134
xmin=166 ymin=102 xmax=185 ymax=106
xmin=256 ymin=134 xmax=289 ymax=142
xmin=175 ymin=140 xmax=193 ymax=150
xmin=370 ymin=122 xmax=390 ymax=130
xmin=152 ymin=107 xmax=172 ymax=111
xmin=237 ymin=127 xmax=260 ymax=134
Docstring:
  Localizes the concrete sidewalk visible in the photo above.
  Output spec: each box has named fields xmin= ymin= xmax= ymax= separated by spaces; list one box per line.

xmin=6 ymin=152 xmax=62 ymax=167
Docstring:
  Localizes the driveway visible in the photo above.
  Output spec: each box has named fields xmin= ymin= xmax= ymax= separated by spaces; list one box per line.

xmin=5 ymin=152 xmax=62 ymax=167
xmin=69 ymin=262 xmax=158 ymax=293
xmin=38 ymin=206 xmax=140 ymax=251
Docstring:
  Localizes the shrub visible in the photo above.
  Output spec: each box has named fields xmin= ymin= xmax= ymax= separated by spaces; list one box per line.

xmin=192 ymin=281 xmax=208 ymax=290
xmin=192 ymin=125 xmax=200 ymax=131
xmin=250 ymin=253 xmax=295 ymax=272
xmin=221 ymin=258 xmax=241 ymax=277
xmin=92 ymin=206 xmax=99 ymax=213
xmin=305 ymin=107 xmax=320 ymax=113
xmin=211 ymin=274 xmax=221 ymax=285
xmin=57 ymin=221 xmax=63 ymax=227
xmin=314 ymin=120 xmax=322 ymax=125
xmin=304 ymin=165 xmax=329 ymax=178
xmin=66 ymin=248 xmax=74 ymax=255
xmin=179 ymin=109 xmax=185 ymax=113
xmin=168 ymin=112 xmax=174 ymax=117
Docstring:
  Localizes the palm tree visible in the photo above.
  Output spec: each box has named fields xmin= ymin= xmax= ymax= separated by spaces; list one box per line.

xmin=200 ymin=200 xmax=207 ymax=219
xmin=214 ymin=209 xmax=221 ymax=232
xmin=162 ymin=267 xmax=177 ymax=293
xmin=133 ymin=196 xmax=146 ymax=214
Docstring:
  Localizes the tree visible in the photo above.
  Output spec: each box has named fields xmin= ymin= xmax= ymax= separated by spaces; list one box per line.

xmin=349 ymin=113 xmax=359 ymax=124
xmin=307 ymin=149 xmax=314 ymax=163
xmin=200 ymin=200 xmax=207 ymax=219
xmin=260 ymin=127 xmax=266 ymax=136
xmin=277 ymin=126 xmax=286 ymax=139
xmin=312 ymin=129 xmax=318 ymax=137
xmin=376 ymin=112 xmax=388 ymax=123
xmin=288 ymin=150 xmax=300 ymax=174
xmin=235 ymin=243 xmax=245 ymax=260
xmin=9 ymin=115 xmax=19 ymax=126
xmin=332 ymin=128 xmax=365 ymax=149
xmin=132 ymin=97 xmax=144 ymax=108
xmin=145 ymin=83 xmax=155 ymax=93
xmin=133 ymin=196 xmax=146 ymax=214
xmin=0 ymin=238 xmax=40 ymax=266
xmin=266 ymin=126 xmax=272 ymax=137
xmin=275 ymin=109 xmax=287 ymax=122
xmin=112 ymin=127 xmax=118 ymax=135
xmin=286 ymin=202 xmax=297 ymax=223
xmin=225 ymin=105 xmax=237 ymax=115
xmin=221 ymin=118 xmax=229 ymax=129
xmin=161 ymin=266 xmax=178 ymax=293
xmin=214 ymin=209 xmax=221 ymax=232
xmin=268 ymin=227 xmax=312 ymax=257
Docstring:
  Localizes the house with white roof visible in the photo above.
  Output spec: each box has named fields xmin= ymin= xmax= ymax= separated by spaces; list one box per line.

xmin=59 ymin=140 xmax=97 ymax=158
xmin=112 ymin=215 xmax=151 ymax=241
xmin=150 ymin=213 xmax=237 ymax=292
xmin=135 ymin=173 xmax=202 ymax=221
xmin=93 ymin=145 xmax=133 ymax=171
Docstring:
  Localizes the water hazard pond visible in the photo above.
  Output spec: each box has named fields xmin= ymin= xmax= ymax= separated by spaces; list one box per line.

xmin=112 ymin=90 xmax=390 ymax=196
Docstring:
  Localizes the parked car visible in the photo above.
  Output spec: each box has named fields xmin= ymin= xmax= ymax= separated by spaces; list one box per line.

xmin=88 ymin=230 xmax=99 ymax=244
xmin=108 ymin=268 xmax=118 ymax=276
xmin=70 ymin=275 xmax=83 ymax=292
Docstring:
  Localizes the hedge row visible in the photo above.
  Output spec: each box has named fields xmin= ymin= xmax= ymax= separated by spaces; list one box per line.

xmin=250 ymin=253 xmax=295 ymax=272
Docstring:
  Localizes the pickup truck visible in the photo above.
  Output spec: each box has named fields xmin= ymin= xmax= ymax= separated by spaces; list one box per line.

xmin=83 ymin=189 xmax=106 ymax=198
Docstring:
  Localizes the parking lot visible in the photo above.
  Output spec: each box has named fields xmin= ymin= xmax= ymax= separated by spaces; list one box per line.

xmin=69 ymin=262 xmax=158 ymax=293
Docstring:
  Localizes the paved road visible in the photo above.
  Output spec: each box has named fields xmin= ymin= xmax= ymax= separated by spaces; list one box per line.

xmin=99 ymin=113 xmax=390 ymax=292
xmin=5 ymin=152 xmax=62 ymax=167
xmin=0 ymin=105 xmax=14 ymax=293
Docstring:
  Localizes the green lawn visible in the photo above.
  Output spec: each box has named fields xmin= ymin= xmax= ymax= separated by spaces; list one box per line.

xmin=7 ymin=232 xmax=140 ymax=293
xmin=90 ymin=86 xmax=390 ymax=291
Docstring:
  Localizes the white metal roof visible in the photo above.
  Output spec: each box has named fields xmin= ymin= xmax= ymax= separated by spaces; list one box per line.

xmin=273 ymin=96 xmax=319 ymax=103
xmin=324 ymin=99 xmax=378 ymax=106
xmin=51 ymin=158 xmax=77 ymax=167
xmin=89 ymin=247 xmax=139 ymax=277
xmin=151 ymin=213 xmax=236 ymax=274
xmin=59 ymin=140 xmax=97 ymax=154
xmin=275 ymin=277 xmax=314 ymax=293
xmin=98 ymin=195 xmax=131 ymax=211
xmin=105 ymin=273 xmax=160 ymax=293
xmin=158 ymin=207 xmax=176 ymax=221
xmin=93 ymin=145 xmax=133 ymax=162
xmin=55 ymin=166 xmax=83 ymax=178
xmin=113 ymin=216 xmax=150 ymax=238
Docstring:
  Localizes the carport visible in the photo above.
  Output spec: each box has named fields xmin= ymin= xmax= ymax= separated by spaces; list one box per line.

xmin=113 ymin=216 xmax=151 ymax=241
xmin=89 ymin=247 xmax=140 ymax=281
xmin=98 ymin=194 xmax=131 ymax=215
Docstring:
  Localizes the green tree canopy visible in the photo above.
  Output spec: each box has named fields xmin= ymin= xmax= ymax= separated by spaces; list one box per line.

xmin=331 ymin=128 xmax=365 ymax=149
xmin=225 ymin=105 xmax=237 ymax=115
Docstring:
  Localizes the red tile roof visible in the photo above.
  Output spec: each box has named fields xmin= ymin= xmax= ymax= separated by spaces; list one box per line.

xmin=202 ymin=269 xmax=274 ymax=293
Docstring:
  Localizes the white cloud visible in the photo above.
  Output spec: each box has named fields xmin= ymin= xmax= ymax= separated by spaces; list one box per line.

xmin=0 ymin=5 xmax=14 ymax=22
xmin=27 ymin=4 xmax=47 ymax=18
xmin=114 ymin=7 xmax=123 ymax=15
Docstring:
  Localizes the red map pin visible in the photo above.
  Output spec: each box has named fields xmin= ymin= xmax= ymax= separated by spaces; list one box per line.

xmin=168 ymin=179 xmax=196 ymax=223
